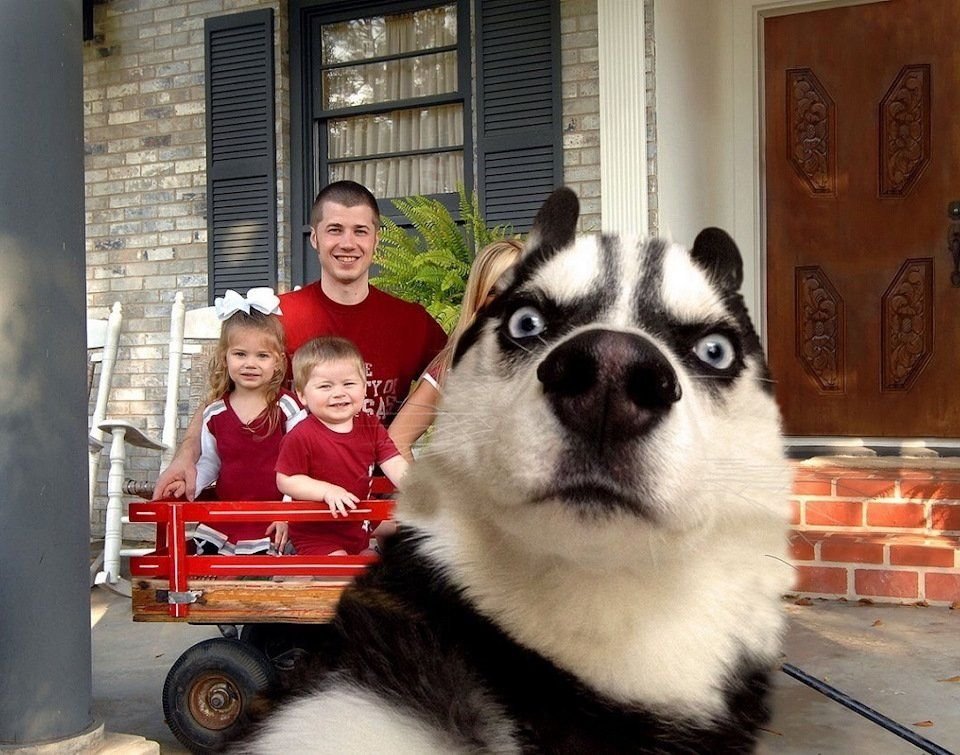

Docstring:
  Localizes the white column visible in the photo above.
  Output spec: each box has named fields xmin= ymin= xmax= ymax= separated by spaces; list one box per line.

xmin=597 ymin=0 xmax=648 ymax=236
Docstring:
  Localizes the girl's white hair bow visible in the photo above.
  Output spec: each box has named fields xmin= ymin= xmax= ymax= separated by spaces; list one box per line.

xmin=214 ymin=287 xmax=283 ymax=321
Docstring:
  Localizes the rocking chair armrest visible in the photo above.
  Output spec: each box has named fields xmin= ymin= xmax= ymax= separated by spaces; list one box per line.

xmin=97 ymin=419 xmax=166 ymax=451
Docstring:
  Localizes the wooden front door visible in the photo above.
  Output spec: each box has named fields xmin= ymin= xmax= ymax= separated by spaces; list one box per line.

xmin=764 ymin=0 xmax=960 ymax=438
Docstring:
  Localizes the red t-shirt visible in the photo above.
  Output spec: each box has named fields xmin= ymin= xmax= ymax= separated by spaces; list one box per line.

xmin=276 ymin=412 xmax=401 ymax=555
xmin=278 ymin=283 xmax=447 ymax=423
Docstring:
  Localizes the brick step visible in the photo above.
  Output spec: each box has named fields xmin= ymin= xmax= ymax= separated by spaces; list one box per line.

xmin=788 ymin=529 xmax=960 ymax=605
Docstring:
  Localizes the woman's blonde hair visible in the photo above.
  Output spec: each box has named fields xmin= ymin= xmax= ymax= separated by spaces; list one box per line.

xmin=432 ymin=238 xmax=524 ymax=382
xmin=207 ymin=310 xmax=287 ymax=435
xmin=292 ymin=336 xmax=366 ymax=394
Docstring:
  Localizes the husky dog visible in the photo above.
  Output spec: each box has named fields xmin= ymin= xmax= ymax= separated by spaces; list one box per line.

xmin=245 ymin=188 xmax=793 ymax=753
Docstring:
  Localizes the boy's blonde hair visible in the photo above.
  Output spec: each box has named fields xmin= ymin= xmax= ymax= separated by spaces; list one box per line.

xmin=207 ymin=310 xmax=287 ymax=434
xmin=292 ymin=336 xmax=366 ymax=393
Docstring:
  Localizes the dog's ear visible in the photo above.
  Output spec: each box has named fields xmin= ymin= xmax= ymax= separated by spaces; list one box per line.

xmin=526 ymin=187 xmax=580 ymax=255
xmin=690 ymin=227 xmax=743 ymax=293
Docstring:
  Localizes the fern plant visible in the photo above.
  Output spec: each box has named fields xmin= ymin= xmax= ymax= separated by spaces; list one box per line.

xmin=372 ymin=185 xmax=515 ymax=332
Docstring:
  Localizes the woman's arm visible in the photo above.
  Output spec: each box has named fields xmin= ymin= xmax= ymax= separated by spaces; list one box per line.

xmin=388 ymin=378 xmax=440 ymax=462
xmin=379 ymin=455 xmax=409 ymax=486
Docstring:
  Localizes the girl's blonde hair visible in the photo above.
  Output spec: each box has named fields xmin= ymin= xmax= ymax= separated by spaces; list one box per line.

xmin=432 ymin=238 xmax=524 ymax=382
xmin=292 ymin=336 xmax=366 ymax=394
xmin=207 ymin=310 xmax=287 ymax=435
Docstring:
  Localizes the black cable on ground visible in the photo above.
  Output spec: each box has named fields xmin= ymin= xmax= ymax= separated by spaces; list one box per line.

xmin=781 ymin=663 xmax=955 ymax=755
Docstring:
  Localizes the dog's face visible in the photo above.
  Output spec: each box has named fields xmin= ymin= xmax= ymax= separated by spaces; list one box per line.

xmin=413 ymin=188 xmax=787 ymax=563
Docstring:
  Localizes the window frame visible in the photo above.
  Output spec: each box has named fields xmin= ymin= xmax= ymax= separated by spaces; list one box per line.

xmin=290 ymin=0 xmax=473 ymax=286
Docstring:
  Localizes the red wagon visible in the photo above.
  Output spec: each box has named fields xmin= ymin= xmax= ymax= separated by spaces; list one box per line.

xmin=129 ymin=480 xmax=394 ymax=752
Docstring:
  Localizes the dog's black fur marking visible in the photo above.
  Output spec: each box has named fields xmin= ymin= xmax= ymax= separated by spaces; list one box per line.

xmin=289 ymin=531 xmax=773 ymax=754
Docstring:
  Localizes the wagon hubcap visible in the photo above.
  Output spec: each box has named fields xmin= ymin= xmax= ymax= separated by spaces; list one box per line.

xmin=188 ymin=673 xmax=242 ymax=730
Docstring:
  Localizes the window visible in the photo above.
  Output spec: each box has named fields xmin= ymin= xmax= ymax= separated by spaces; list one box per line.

xmin=319 ymin=5 xmax=467 ymax=199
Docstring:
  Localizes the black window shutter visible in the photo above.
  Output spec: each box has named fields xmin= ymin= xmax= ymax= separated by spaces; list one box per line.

xmin=205 ymin=9 xmax=276 ymax=302
xmin=475 ymin=0 xmax=562 ymax=233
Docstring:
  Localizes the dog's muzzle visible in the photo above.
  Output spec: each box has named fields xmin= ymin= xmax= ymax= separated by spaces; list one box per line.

xmin=537 ymin=329 xmax=681 ymax=445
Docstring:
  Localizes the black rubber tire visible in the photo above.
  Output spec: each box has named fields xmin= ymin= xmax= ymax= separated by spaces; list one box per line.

xmin=162 ymin=637 xmax=277 ymax=753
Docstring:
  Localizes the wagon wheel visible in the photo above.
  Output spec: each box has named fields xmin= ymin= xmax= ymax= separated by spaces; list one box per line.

xmin=163 ymin=637 xmax=277 ymax=752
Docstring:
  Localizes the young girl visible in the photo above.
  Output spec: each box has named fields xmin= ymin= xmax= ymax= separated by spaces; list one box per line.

xmin=160 ymin=288 xmax=302 ymax=554
xmin=389 ymin=239 xmax=524 ymax=461
xmin=276 ymin=336 xmax=407 ymax=556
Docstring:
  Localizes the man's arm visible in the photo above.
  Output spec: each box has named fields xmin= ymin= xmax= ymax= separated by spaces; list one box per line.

xmin=152 ymin=405 xmax=204 ymax=500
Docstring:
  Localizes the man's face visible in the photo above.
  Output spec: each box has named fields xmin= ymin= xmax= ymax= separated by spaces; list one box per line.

xmin=309 ymin=201 xmax=379 ymax=286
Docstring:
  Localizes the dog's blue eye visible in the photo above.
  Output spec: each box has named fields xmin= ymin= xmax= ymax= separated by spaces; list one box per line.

xmin=507 ymin=306 xmax=546 ymax=339
xmin=693 ymin=333 xmax=735 ymax=370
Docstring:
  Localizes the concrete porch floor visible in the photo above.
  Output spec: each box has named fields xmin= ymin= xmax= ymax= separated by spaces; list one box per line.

xmin=90 ymin=589 xmax=960 ymax=753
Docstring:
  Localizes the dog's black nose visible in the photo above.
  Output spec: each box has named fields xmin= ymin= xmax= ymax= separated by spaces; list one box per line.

xmin=537 ymin=329 xmax=681 ymax=442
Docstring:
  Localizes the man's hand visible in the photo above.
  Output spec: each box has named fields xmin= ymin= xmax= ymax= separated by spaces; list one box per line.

xmin=152 ymin=406 xmax=204 ymax=500
xmin=152 ymin=457 xmax=198 ymax=500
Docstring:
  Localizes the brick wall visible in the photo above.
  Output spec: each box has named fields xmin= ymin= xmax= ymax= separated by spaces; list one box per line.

xmin=788 ymin=462 xmax=960 ymax=606
xmin=560 ymin=0 xmax=601 ymax=232
xmin=83 ymin=0 xmax=289 ymax=533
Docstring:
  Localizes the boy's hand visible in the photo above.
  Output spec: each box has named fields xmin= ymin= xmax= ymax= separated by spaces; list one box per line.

xmin=323 ymin=486 xmax=359 ymax=517
xmin=265 ymin=521 xmax=289 ymax=553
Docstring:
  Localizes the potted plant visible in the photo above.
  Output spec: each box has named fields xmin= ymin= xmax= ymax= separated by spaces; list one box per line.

xmin=372 ymin=185 xmax=516 ymax=332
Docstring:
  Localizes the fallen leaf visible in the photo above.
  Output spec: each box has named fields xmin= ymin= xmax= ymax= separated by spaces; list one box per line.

xmin=871 ymin=619 xmax=883 ymax=627
xmin=950 ymin=600 xmax=960 ymax=611
xmin=937 ymin=676 xmax=960 ymax=683
xmin=912 ymin=720 xmax=934 ymax=728
xmin=795 ymin=597 xmax=813 ymax=606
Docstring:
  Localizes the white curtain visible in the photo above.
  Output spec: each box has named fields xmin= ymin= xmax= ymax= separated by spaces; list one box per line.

xmin=323 ymin=5 xmax=463 ymax=198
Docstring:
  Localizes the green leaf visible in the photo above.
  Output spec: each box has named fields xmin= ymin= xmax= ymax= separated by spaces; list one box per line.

xmin=371 ymin=187 xmax=520 ymax=333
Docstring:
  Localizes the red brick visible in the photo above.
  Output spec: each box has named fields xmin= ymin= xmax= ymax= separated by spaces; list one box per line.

xmin=820 ymin=537 xmax=884 ymax=564
xmin=792 ymin=478 xmax=833 ymax=496
xmin=901 ymin=480 xmax=960 ymax=500
xmin=794 ymin=566 xmax=848 ymax=595
xmin=889 ymin=544 xmax=956 ymax=568
xmin=805 ymin=500 xmax=862 ymax=527
xmin=788 ymin=532 xmax=815 ymax=560
xmin=925 ymin=572 xmax=960 ymax=602
xmin=866 ymin=502 xmax=926 ymax=529
xmin=789 ymin=500 xmax=801 ymax=525
xmin=854 ymin=569 xmax=918 ymax=599
xmin=835 ymin=477 xmax=896 ymax=498
xmin=931 ymin=504 xmax=960 ymax=532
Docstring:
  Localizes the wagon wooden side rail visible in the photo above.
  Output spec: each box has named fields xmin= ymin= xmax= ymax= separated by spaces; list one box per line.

xmin=128 ymin=494 xmax=393 ymax=624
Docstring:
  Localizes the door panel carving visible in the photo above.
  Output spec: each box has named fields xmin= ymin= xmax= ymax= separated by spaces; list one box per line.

xmin=787 ymin=68 xmax=835 ymax=195
xmin=879 ymin=64 xmax=930 ymax=197
xmin=881 ymin=258 xmax=933 ymax=390
xmin=796 ymin=266 xmax=844 ymax=392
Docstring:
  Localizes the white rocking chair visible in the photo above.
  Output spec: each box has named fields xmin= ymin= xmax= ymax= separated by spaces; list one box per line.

xmin=87 ymin=302 xmax=123 ymax=586
xmin=95 ymin=292 xmax=221 ymax=595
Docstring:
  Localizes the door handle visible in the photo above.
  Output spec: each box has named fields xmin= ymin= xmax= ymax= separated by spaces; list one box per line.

xmin=950 ymin=224 xmax=960 ymax=287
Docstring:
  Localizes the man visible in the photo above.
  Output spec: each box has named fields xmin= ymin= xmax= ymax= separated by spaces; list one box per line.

xmin=154 ymin=180 xmax=447 ymax=500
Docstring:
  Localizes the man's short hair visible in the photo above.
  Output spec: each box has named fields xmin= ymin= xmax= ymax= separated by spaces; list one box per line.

xmin=309 ymin=180 xmax=380 ymax=228
xmin=292 ymin=336 xmax=367 ymax=393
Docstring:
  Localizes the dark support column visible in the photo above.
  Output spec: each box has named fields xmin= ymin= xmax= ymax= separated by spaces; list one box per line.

xmin=0 ymin=0 xmax=94 ymax=747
